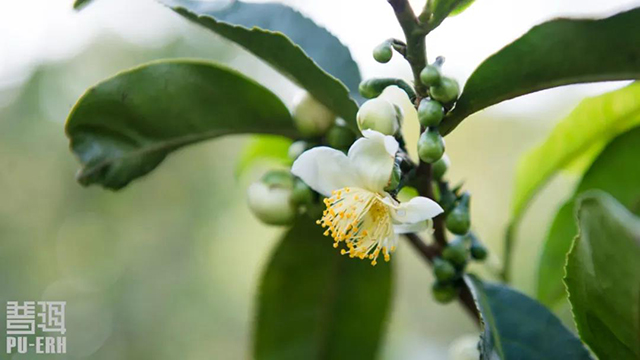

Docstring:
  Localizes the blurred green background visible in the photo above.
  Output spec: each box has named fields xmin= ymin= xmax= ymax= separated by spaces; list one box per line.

xmin=1 ymin=0 xmax=634 ymax=358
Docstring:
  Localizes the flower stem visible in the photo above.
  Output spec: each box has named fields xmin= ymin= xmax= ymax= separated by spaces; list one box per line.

xmin=388 ymin=0 xmax=480 ymax=325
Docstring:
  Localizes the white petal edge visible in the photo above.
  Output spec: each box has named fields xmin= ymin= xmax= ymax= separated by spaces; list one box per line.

xmin=347 ymin=130 xmax=399 ymax=193
xmin=394 ymin=219 xmax=434 ymax=234
xmin=390 ymin=196 xmax=443 ymax=224
xmin=291 ymin=147 xmax=362 ymax=197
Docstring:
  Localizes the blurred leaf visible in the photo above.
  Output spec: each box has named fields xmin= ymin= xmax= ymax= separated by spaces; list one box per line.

xmin=565 ymin=192 xmax=640 ymax=360
xmin=255 ymin=218 xmax=393 ymax=360
xmin=537 ymin=126 xmax=640 ymax=307
xmin=66 ymin=60 xmax=297 ymax=190
xmin=427 ymin=0 xmax=475 ymax=27
xmin=441 ymin=8 xmax=640 ymax=135
xmin=165 ymin=2 xmax=361 ymax=128
xmin=465 ymin=274 xmax=591 ymax=360
xmin=236 ymin=135 xmax=292 ymax=178
xmin=511 ymin=82 xmax=640 ymax=222
xmin=73 ymin=0 xmax=94 ymax=10
xmin=449 ymin=0 xmax=475 ymax=16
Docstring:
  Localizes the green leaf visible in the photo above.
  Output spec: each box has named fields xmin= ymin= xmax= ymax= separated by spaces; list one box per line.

xmin=511 ymin=82 xmax=640 ymax=222
xmin=65 ymin=60 xmax=297 ymax=190
xmin=426 ymin=0 xmax=475 ymax=29
xmin=164 ymin=1 xmax=360 ymax=127
xmin=440 ymin=7 xmax=640 ymax=135
xmin=465 ymin=274 xmax=592 ymax=360
xmin=236 ymin=135 xmax=292 ymax=178
xmin=449 ymin=0 xmax=475 ymax=16
xmin=537 ymin=126 xmax=640 ymax=307
xmin=73 ymin=0 xmax=94 ymax=10
xmin=255 ymin=218 xmax=393 ymax=360
xmin=565 ymin=191 xmax=640 ymax=360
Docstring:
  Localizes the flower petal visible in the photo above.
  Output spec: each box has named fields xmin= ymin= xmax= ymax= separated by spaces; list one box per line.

xmin=347 ymin=130 xmax=399 ymax=193
xmin=394 ymin=219 xmax=433 ymax=234
xmin=291 ymin=147 xmax=361 ymax=196
xmin=391 ymin=196 xmax=443 ymax=224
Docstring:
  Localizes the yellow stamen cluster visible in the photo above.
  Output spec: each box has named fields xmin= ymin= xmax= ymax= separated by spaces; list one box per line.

xmin=316 ymin=187 xmax=396 ymax=265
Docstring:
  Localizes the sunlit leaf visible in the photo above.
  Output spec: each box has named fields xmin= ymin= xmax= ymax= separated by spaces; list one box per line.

xmin=537 ymin=126 xmax=640 ymax=307
xmin=164 ymin=1 xmax=361 ymax=128
xmin=441 ymin=8 xmax=640 ymax=135
xmin=565 ymin=192 xmax=640 ymax=360
xmin=236 ymin=135 xmax=292 ymax=178
xmin=465 ymin=274 xmax=591 ymax=360
xmin=255 ymin=218 xmax=393 ymax=360
xmin=66 ymin=60 xmax=296 ymax=190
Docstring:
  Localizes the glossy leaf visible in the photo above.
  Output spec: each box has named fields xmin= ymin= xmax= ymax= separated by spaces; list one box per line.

xmin=537 ymin=126 xmax=640 ymax=307
xmin=66 ymin=60 xmax=297 ymax=190
xmin=511 ymin=82 xmax=640 ymax=222
xmin=465 ymin=274 xmax=591 ymax=360
xmin=565 ymin=192 xmax=640 ymax=360
xmin=255 ymin=218 xmax=393 ymax=360
xmin=236 ymin=135 xmax=292 ymax=178
xmin=164 ymin=1 xmax=361 ymax=127
xmin=73 ymin=0 xmax=94 ymax=10
xmin=440 ymin=7 xmax=640 ymax=135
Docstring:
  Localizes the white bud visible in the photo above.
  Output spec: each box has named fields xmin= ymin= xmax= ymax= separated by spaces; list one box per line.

xmin=247 ymin=181 xmax=296 ymax=226
xmin=356 ymin=98 xmax=402 ymax=136
xmin=292 ymin=92 xmax=335 ymax=137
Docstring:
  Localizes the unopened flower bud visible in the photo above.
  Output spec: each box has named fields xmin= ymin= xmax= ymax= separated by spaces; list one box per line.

xmin=430 ymin=77 xmax=460 ymax=104
xmin=356 ymin=98 xmax=402 ymax=136
xmin=446 ymin=192 xmax=471 ymax=235
xmin=247 ymin=170 xmax=297 ymax=226
xmin=420 ymin=65 xmax=441 ymax=86
xmin=418 ymin=128 xmax=445 ymax=163
xmin=418 ymin=99 xmax=445 ymax=127
xmin=442 ymin=238 xmax=469 ymax=267
xmin=373 ymin=42 xmax=393 ymax=63
xmin=432 ymin=281 xmax=458 ymax=304
xmin=433 ymin=257 xmax=457 ymax=282
xmin=291 ymin=179 xmax=314 ymax=206
xmin=432 ymin=154 xmax=450 ymax=180
xmin=292 ymin=92 xmax=336 ymax=137
xmin=288 ymin=140 xmax=307 ymax=160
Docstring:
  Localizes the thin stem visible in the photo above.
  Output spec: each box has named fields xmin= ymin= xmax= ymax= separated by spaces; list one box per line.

xmin=388 ymin=0 xmax=479 ymax=325
xmin=501 ymin=222 xmax=516 ymax=282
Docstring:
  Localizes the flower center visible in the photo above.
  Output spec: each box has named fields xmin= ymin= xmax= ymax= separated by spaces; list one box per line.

xmin=317 ymin=187 xmax=396 ymax=265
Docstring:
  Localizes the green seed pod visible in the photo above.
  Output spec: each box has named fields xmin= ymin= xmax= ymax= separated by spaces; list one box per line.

xmin=418 ymin=128 xmax=445 ymax=163
xmin=373 ymin=42 xmax=393 ymax=63
xmin=432 ymin=281 xmax=457 ymax=304
xmin=442 ymin=240 xmax=468 ymax=267
xmin=357 ymin=98 xmax=402 ymax=135
xmin=418 ymin=99 xmax=445 ymax=127
xmin=430 ymin=77 xmax=460 ymax=104
xmin=420 ymin=65 xmax=441 ymax=86
xmin=247 ymin=172 xmax=296 ymax=226
xmin=291 ymin=179 xmax=314 ymax=206
xmin=292 ymin=92 xmax=336 ymax=137
xmin=288 ymin=140 xmax=307 ymax=160
xmin=326 ymin=124 xmax=356 ymax=151
xmin=433 ymin=257 xmax=457 ymax=282
xmin=432 ymin=154 xmax=450 ymax=180
xmin=446 ymin=192 xmax=471 ymax=235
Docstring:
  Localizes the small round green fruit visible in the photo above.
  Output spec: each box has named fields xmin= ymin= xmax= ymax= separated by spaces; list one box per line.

xmin=470 ymin=242 xmax=488 ymax=261
xmin=373 ymin=43 xmax=393 ymax=63
xmin=418 ymin=128 xmax=445 ymax=163
xmin=430 ymin=77 xmax=460 ymax=104
xmin=420 ymin=65 xmax=441 ymax=86
xmin=418 ymin=99 xmax=445 ymax=127
xmin=291 ymin=179 xmax=314 ymax=206
xmin=442 ymin=242 xmax=468 ymax=267
xmin=446 ymin=193 xmax=471 ymax=235
xmin=326 ymin=125 xmax=356 ymax=151
xmin=433 ymin=258 xmax=457 ymax=282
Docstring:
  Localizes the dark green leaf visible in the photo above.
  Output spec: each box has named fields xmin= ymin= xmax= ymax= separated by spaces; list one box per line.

xmin=66 ymin=60 xmax=296 ymax=190
xmin=565 ymin=192 xmax=640 ymax=360
xmin=255 ymin=218 xmax=393 ymax=360
xmin=73 ymin=0 xmax=94 ymax=10
xmin=537 ymin=126 xmax=640 ymax=307
xmin=441 ymin=7 xmax=640 ymax=135
xmin=511 ymin=82 xmax=640 ymax=224
xmin=465 ymin=274 xmax=591 ymax=360
xmin=164 ymin=1 xmax=361 ymax=127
